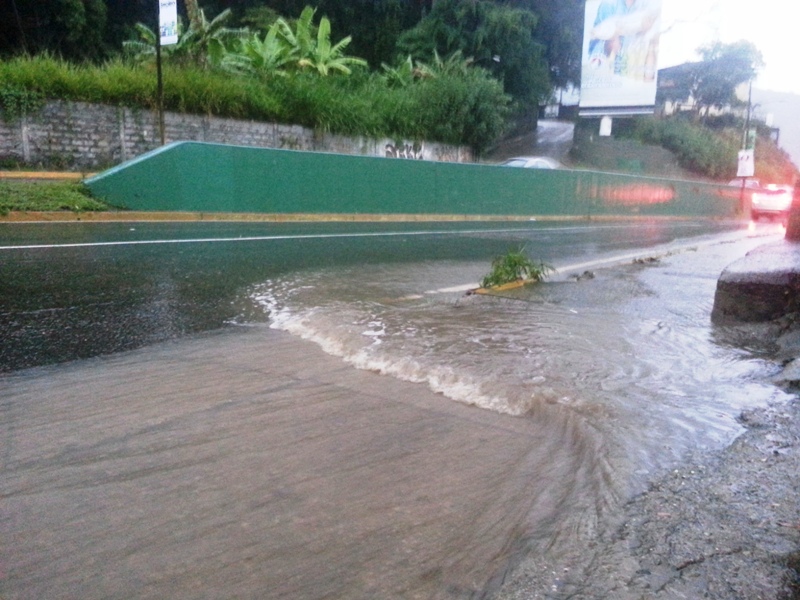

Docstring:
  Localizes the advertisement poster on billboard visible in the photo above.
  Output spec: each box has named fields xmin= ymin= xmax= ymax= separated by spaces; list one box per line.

xmin=159 ymin=0 xmax=179 ymax=46
xmin=579 ymin=0 xmax=663 ymax=115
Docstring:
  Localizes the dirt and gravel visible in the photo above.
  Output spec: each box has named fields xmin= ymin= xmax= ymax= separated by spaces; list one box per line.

xmin=496 ymin=318 xmax=800 ymax=600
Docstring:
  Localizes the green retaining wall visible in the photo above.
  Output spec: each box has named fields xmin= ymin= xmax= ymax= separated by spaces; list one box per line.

xmin=85 ymin=141 xmax=744 ymax=219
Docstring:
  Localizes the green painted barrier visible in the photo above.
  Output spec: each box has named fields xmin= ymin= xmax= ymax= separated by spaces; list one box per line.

xmin=85 ymin=141 xmax=744 ymax=219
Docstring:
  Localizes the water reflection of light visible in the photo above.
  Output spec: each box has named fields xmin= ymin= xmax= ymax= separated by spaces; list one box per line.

xmin=748 ymin=219 xmax=788 ymax=236
xmin=598 ymin=184 xmax=675 ymax=206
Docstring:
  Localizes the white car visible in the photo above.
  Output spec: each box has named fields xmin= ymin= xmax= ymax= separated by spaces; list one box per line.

xmin=499 ymin=156 xmax=563 ymax=169
xmin=752 ymin=183 xmax=793 ymax=221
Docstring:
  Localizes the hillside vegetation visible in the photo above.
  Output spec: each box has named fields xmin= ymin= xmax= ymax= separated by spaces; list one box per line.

xmin=571 ymin=115 xmax=798 ymax=184
xmin=0 ymin=54 xmax=507 ymax=154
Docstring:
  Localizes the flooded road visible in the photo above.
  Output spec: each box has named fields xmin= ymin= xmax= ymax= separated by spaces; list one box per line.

xmin=1 ymin=219 xmax=793 ymax=598
xmin=0 ymin=219 xmax=753 ymax=372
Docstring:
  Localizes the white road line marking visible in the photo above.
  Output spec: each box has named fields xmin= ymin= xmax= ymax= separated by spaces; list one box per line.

xmin=0 ymin=224 xmax=646 ymax=251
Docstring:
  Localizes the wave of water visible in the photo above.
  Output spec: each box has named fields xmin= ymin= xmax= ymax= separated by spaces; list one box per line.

xmin=251 ymin=240 xmax=787 ymax=477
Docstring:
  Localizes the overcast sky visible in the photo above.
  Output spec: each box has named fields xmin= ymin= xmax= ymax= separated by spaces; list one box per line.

xmin=658 ymin=0 xmax=796 ymax=94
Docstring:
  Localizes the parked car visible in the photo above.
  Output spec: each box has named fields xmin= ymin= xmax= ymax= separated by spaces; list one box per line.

xmin=751 ymin=183 xmax=793 ymax=221
xmin=499 ymin=156 xmax=564 ymax=169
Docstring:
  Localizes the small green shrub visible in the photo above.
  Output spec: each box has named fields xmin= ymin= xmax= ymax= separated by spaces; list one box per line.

xmin=0 ymin=181 xmax=110 ymax=214
xmin=624 ymin=116 xmax=739 ymax=179
xmin=481 ymin=247 xmax=553 ymax=288
xmin=0 ymin=85 xmax=45 ymax=122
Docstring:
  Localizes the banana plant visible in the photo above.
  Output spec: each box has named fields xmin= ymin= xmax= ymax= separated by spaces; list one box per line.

xmin=380 ymin=51 xmax=473 ymax=87
xmin=296 ymin=14 xmax=367 ymax=76
xmin=270 ymin=6 xmax=366 ymax=76
xmin=174 ymin=8 xmax=248 ymax=68
xmin=122 ymin=22 xmax=160 ymax=63
xmin=122 ymin=8 xmax=247 ymax=68
xmin=220 ymin=27 xmax=292 ymax=77
xmin=273 ymin=6 xmax=316 ymax=65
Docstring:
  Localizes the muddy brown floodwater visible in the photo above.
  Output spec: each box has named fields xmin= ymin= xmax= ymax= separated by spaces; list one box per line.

xmin=3 ymin=327 xmax=608 ymax=599
xmin=2 ymin=222 xmax=799 ymax=599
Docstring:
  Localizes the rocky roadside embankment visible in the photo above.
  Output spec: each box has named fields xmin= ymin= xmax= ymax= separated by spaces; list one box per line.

xmin=498 ymin=239 xmax=800 ymax=600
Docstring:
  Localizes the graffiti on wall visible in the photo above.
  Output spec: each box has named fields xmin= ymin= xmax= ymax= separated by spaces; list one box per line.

xmin=385 ymin=142 xmax=424 ymax=160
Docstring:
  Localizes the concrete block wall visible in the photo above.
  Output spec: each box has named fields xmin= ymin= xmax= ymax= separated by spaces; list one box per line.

xmin=0 ymin=101 xmax=473 ymax=169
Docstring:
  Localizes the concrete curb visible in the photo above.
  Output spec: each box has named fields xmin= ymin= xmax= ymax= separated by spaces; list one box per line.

xmin=0 ymin=171 xmax=96 ymax=181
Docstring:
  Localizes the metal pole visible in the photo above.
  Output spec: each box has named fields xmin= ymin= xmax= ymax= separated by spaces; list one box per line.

xmin=743 ymin=78 xmax=753 ymax=148
xmin=156 ymin=18 xmax=166 ymax=146
xmin=739 ymin=78 xmax=753 ymax=213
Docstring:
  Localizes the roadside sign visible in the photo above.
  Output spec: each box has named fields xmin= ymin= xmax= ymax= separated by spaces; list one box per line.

xmin=737 ymin=150 xmax=754 ymax=177
xmin=159 ymin=0 xmax=178 ymax=46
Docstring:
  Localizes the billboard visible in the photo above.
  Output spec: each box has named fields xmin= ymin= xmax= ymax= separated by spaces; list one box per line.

xmin=159 ymin=0 xmax=179 ymax=46
xmin=579 ymin=0 xmax=663 ymax=116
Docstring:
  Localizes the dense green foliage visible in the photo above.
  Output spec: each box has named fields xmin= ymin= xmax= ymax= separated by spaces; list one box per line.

xmin=481 ymin=247 xmax=553 ymax=288
xmin=0 ymin=181 xmax=109 ymax=215
xmin=397 ymin=0 xmax=550 ymax=107
xmin=1 ymin=0 xmax=583 ymax=88
xmin=0 ymin=0 xmax=583 ymax=113
xmin=264 ymin=0 xmax=429 ymax=69
xmin=0 ymin=85 xmax=45 ymax=121
xmin=0 ymin=54 xmax=509 ymax=152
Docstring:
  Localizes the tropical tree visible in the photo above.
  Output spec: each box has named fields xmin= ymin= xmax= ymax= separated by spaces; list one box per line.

xmin=171 ymin=7 xmax=248 ymax=67
xmin=122 ymin=22 xmax=162 ymax=63
xmin=658 ymin=40 xmax=764 ymax=120
xmin=123 ymin=7 xmax=247 ymax=68
xmin=273 ymin=5 xmax=316 ymax=65
xmin=310 ymin=0 xmax=427 ymax=69
xmin=380 ymin=56 xmax=419 ymax=88
xmin=222 ymin=6 xmax=366 ymax=77
xmin=396 ymin=0 xmax=551 ymax=109
xmin=508 ymin=0 xmax=584 ymax=89
xmin=381 ymin=50 xmax=474 ymax=87
xmin=184 ymin=0 xmax=203 ymax=32
xmin=693 ymin=41 xmax=763 ymax=116
xmin=295 ymin=13 xmax=367 ymax=75
xmin=220 ymin=27 xmax=292 ymax=77
xmin=0 ymin=0 xmax=109 ymax=61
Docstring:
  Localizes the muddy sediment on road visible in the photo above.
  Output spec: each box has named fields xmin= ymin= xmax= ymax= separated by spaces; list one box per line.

xmin=496 ymin=320 xmax=800 ymax=600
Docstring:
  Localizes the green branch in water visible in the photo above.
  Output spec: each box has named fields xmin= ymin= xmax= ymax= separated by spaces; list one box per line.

xmin=480 ymin=246 xmax=553 ymax=289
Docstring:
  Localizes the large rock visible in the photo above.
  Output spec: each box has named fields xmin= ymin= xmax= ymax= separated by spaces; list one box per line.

xmin=712 ymin=241 xmax=800 ymax=323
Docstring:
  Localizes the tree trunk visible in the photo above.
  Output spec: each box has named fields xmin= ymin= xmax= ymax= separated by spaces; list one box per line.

xmin=184 ymin=0 xmax=202 ymax=32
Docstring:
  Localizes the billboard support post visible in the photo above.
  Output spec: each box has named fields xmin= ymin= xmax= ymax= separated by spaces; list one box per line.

xmin=157 ymin=0 xmax=179 ymax=146
xmin=599 ymin=116 xmax=613 ymax=136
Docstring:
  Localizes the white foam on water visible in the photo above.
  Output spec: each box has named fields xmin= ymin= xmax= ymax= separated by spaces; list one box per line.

xmin=253 ymin=286 xmax=526 ymax=416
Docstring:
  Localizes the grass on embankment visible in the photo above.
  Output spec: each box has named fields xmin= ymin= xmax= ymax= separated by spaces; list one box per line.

xmin=0 ymin=180 xmax=110 ymax=215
